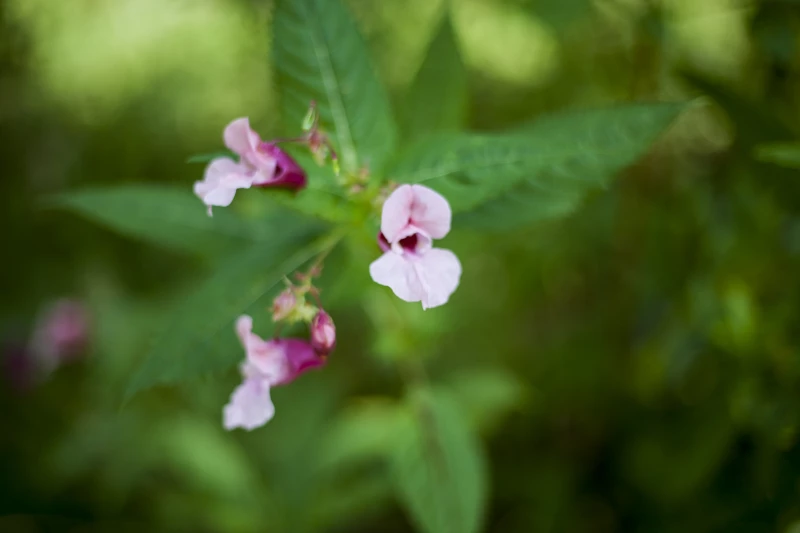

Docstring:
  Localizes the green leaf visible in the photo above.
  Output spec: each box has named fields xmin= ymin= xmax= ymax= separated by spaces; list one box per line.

xmin=123 ymin=231 xmax=335 ymax=402
xmin=49 ymin=186 xmax=303 ymax=256
xmin=186 ymin=150 xmax=237 ymax=164
xmin=388 ymin=102 xmax=685 ymax=229
xmin=390 ymin=389 xmax=487 ymax=533
xmin=273 ymin=0 xmax=397 ymax=174
xmin=754 ymin=142 xmax=800 ymax=169
xmin=402 ymin=13 xmax=467 ymax=138
xmin=443 ymin=368 xmax=528 ymax=434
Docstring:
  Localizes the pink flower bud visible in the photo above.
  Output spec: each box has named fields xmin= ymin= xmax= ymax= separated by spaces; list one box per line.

xmin=310 ymin=310 xmax=336 ymax=355
xmin=271 ymin=289 xmax=296 ymax=322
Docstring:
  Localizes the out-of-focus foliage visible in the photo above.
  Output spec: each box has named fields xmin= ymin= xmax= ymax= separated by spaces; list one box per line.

xmin=2 ymin=0 xmax=800 ymax=532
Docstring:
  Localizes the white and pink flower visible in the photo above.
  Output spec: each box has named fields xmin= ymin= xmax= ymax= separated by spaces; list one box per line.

xmin=369 ymin=184 xmax=461 ymax=309
xmin=194 ymin=118 xmax=307 ymax=215
xmin=223 ymin=315 xmax=326 ymax=431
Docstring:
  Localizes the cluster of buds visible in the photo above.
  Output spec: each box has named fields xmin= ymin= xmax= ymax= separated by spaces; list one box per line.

xmin=224 ymin=266 xmax=336 ymax=431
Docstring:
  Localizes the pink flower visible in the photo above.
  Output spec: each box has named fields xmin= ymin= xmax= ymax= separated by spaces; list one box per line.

xmin=194 ymin=118 xmax=307 ymax=215
xmin=369 ymin=184 xmax=462 ymax=309
xmin=310 ymin=310 xmax=336 ymax=355
xmin=30 ymin=299 xmax=89 ymax=373
xmin=224 ymin=315 xmax=325 ymax=431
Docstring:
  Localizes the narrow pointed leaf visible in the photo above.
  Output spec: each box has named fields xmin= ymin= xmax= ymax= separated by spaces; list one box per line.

xmin=388 ymin=102 xmax=686 ymax=229
xmin=755 ymin=142 xmax=800 ymax=169
xmin=273 ymin=0 xmax=397 ymax=174
xmin=390 ymin=389 xmax=488 ymax=533
xmin=49 ymin=186 xmax=303 ymax=256
xmin=123 ymin=232 xmax=332 ymax=402
xmin=402 ymin=13 xmax=467 ymax=138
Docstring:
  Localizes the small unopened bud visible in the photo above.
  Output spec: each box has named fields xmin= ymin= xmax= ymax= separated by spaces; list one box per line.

xmin=302 ymin=101 xmax=318 ymax=132
xmin=310 ymin=310 xmax=336 ymax=355
xmin=272 ymin=289 xmax=296 ymax=322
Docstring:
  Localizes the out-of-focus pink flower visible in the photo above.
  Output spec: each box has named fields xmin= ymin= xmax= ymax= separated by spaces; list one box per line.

xmin=194 ymin=118 xmax=307 ymax=215
xmin=30 ymin=299 xmax=89 ymax=373
xmin=369 ymin=184 xmax=461 ymax=309
xmin=224 ymin=315 xmax=326 ymax=431
xmin=310 ymin=310 xmax=336 ymax=355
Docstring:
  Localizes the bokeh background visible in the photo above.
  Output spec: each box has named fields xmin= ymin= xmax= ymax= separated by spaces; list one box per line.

xmin=3 ymin=0 xmax=800 ymax=531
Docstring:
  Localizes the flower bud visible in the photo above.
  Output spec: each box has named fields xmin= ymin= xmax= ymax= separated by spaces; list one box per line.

xmin=310 ymin=310 xmax=336 ymax=355
xmin=271 ymin=289 xmax=296 ymax=322
xmin=254 ymin=143 xmax=307 ymax=190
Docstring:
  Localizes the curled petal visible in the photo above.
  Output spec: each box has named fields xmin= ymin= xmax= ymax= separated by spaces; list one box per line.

xmin=194 ymin=158 xmax=254 ymax=213
xmin=223 ymin=118 xmax=260 ymax=156
xmin=281 ymin=339 xmax=326 ymax=383
xmin=415 ymin=248 xmax=462 ymax=309
xmin=235 ymin=315 xmax=254 ymax=348
xmin=252 ymin=143 xmax=307 ymax=190
xmin=369 ymin=252 xmax=424 ymax=304
xmin=409 ymin=185 xmax=451 ymax=239
xmin=235 ymin=315 xmax=291 ymax=384
xmin=223 ymin=378 xmax=275 ymax=431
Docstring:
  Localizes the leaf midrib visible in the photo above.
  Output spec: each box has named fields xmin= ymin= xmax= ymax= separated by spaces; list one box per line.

xmin=304 ymin=1 xmax=358 ymax=172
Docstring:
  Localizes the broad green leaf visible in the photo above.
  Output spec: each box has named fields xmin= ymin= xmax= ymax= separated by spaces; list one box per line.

xmin=123 ymin=231 xmax=335 ymax=401
xmin=402 ymin=13 xmax=467 ymax=138
xmin=49 ymin=186 xmax=303 ymax=256
xmin=317 ymin=398 xmax=409 ymax=470
xmin=390 ymin=389 xmax=487 ymax=533
xmin=755 ymin=142 xmax=800 ymax=169
xmin=273 ymin=0 xmax=397 ymax=174
xmin=443 ymin=368 xmax=528 ymax=434
xmin=186 ymin=150 xmax=237 ymax=164
xmin=388 ymin=102 xmax=685 ymax=229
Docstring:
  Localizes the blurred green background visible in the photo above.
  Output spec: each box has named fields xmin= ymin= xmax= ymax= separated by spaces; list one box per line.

xmin=3 ymin=0 xmax=800 ymax=531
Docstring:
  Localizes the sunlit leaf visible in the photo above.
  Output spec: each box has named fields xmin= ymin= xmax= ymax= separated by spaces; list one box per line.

xmin=402 ymin=13 xmax=467 ymax=138
xmin=390 ymin=388 xmax=487 ymax=533
xmin=755 ymin=142 xmax=800 ymax=169
xmin=123 ymin=232 xmax=335 ymax=401
xmin=49 ymin=186 xmax=310 ymax=256
xmin=388 ymin=102 xmax=685 ymax=229
xmin=273 ymin=0 xmax=397 ymax=174
xmin=443 ymin=368 xmax=528 ymax=434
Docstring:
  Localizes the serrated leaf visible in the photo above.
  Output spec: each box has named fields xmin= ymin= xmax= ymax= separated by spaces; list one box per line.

xmin=402 ymin=13 xmax=467 ymax=138
xmin=273 ymin=0 xmax=397 ymax=175
xmin=123 ymin=232 xmax=335 ymax=402
xmin=755 ymin=142 xmax=800 ymax=169
xmin=388 ymin=102 xmax=685 ymax=229
xmin=49 ymin=186 xmax=301 ymax=256
xmin=186 ymin=150 xmax=237 ymax=164
xmin=390 ymin=389 xmax=487 ymax=533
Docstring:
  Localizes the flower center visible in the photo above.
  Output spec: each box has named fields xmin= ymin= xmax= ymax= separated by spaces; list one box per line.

xmin=398 ymin=234 xmax=419 ymax=253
